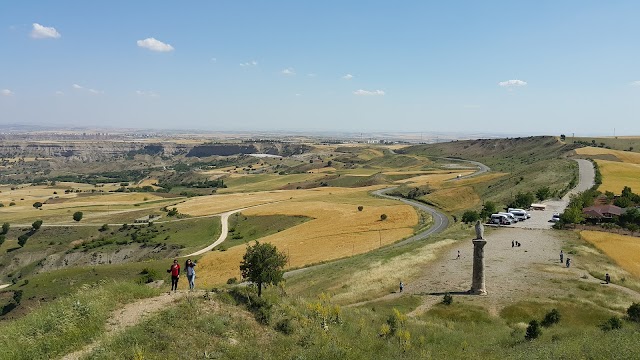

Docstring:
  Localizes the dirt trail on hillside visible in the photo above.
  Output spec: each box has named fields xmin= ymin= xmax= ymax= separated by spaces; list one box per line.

xmin=60 ymin=291 xmax=198 ymax=360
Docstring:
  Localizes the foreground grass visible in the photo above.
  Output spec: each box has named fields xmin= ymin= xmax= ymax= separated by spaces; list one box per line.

xmin=82 ymin=287 xmax=640 ymax=360
xmin=0 ymin=281 xmax=159 ymax=360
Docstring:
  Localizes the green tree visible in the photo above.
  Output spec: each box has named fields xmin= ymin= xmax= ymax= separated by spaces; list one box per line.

xmin=461 ymin=210 xmax=480 ymax=224
xmin=628 ymin=302 xmax=640 ymax=322
xmin=0 ymin=234 xmax=5 ymax=246
xmin=380 ymin=214 xmax=388 ymax=221
xmin=614 ymin=196 xmax=632 ymax=208
xmin=240 ymin=241 xmax=288 ymax=297
xmin=479 ymin=201 xmax=497 ymax=220
xmin=73 ymin=211 xmax=83 ymax=222
xmin=508 ymin=192 xmax=535 ymax=209
xmin=32 ymin=220 xmax=43 ymax=230
xmin=535 ymin=187 xmax=552 ymax=201
xmin=1 ymin=223 xmax=9 ymax=235
xmin=560 ymin=206 xmax=584 ymax=224
xmin=32 ymin=202 xmax=43 ymax=209
xmin=18 ymin=234 xmax=29 ymax=247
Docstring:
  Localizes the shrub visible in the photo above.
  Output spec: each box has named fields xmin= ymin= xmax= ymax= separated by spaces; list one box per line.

xmin=32 ymin=220 xmax=43 ymax=230
xmin=627 ymin=302 xmax=640 ymax=322
xmin=275 ymin=318 xmax=295 ymax=335
xmin=32 ymin=201 xmax=43 ymax=209
xmin=357 ymin=206 xmax=364 ymax=211
xmin=226 ymin=277 xmax=238 ymax=285
xmin=9 ymin=202 xmax=15 ymax=206
xmin=137 ymin=268 xmax=160 ymax=284
xmin=600 ymin=316 xmax=623 ymax=331
xmin=380 ymin=214 xmax=388 ymax=221
xmin=18 ymin=234 xmax=30 ymax=247
xmin=461 ymin=210 xmax=479 ymax=224
xmin=541 ymin=308 xmax=561 ymax=327
xmin=1 ymin=222 xmax=8 ymax=235
xmin=442 ymin=293 xmax=453 ymax=305
xmin=525 ymin=320 xmax=541 ymax=340
xmin=99 ymin=224 xmax=109 ymax=232
xmin=0 ymin=234 xmax=5 ymax=246
xmin=73 ymin=211 xmax=83 ymax=222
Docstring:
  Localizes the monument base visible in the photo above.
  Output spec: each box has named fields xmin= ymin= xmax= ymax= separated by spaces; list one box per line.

xmin=468 ymin=288 xmax=488 ymax=296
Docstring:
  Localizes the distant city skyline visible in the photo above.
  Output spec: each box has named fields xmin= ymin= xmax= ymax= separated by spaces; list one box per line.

xmin=1 ymin=1 xmax=639 ymax=135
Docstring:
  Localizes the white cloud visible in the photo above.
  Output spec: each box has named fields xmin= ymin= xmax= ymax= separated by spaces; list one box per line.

xmin=31 ymin=23 xmax=61 ymax=39
xmin=240 ymin=60 xmax=258 ymax=67
xmin=55 ymin=90 xmax=64 ymax=95
xmin=72 ymin=84 xmax=102 ymax=94
xmin=1 ymin=89 xmax=14 ymax=96
xmin=211 ymin=57 xmax=217 ymax=62
xmin=281 ymin=68 xmax=295 ymax=75
xmin=498 ymin=79 xmax=527 ymax=88
xmin=136 ymin=90 xmax=158 ymax=97
xmin=353 ymin=89 xmax=385 ymax=96
xmin=630 ymin=81 xmax=640 ymax=87
xmin=342 ymin=74 xmax=354 ymax=80
xmin=295 ymin=93 xmax=302 ymax=97
xmin=136 ymin=37 xmax=174 ymax=52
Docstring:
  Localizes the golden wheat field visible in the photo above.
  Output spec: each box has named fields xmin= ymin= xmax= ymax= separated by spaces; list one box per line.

xmin=422 ymin=186 xmax=480 ymax=212
xmin=575 ymin=147 xmax=640 ymax=164
xmin=191 ymin=189 xmax=418 ymax=286
xmin=394 ymin=171 xmax=474 ymax=187
xmin=593 ymin=160 xmax=640 ymax=194
xmin=580 ymin=230 xmax=640 ymax=278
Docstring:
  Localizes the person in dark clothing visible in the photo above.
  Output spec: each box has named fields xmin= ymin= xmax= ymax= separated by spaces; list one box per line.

xmin=168 ymin=259 xmax=180 ymax=293
xmin=399 ymin=281 xmax=404 ymax=293
xmin=185 ymin=259 xmax=196 ymax=290
xmin=560 ymin=250 xmax=564 ymax=264
xmin=512 ymin=240 xmax=515 ymax=248
xmin=605 ymin=273 xmax=610 ymax=284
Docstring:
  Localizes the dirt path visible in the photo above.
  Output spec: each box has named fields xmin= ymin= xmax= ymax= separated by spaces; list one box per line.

xmin=181 ymin=208 xmax=245 ymax=257
xmin=0 ymin=283 xmax=10 ymax=290
xmin=60 ymin=291 xmax=198 ymax=360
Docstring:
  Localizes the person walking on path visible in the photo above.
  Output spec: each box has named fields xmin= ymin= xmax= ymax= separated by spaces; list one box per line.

xmin=168 ymin=259 xmax=180 ymax=293
xmin=456 ymin=250 xmax=461 ymax=260
xmin=512 ymin=240 xmax=515 ymax=248
xmin=605 ymin=273 xmax=611 ymax=284
xmin=565 ymin=258 xmax=571 ymax=268
xmin=560 ymin=250 xmax=564 ymax=264
xmin=399 ymin=281 xmax=404 ymax=293
xmin=185 ymin=259 xmax=196 ymax=290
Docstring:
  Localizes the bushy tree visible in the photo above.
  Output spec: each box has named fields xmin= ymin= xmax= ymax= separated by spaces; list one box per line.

xmin=508 ymin=192 xmax=535 ymax=209
xmin=18 ymin=234 xmax=29 ymax=247
xmin=0 ymin=234 xmax=5 ymax=246
xmin=380 ymin=214 xmax=388 ymax=221
xmin=560 ymin=206 xmax=584 ymax=224
xmin=541 ymin=308 xmax=561 ymax=327
xmin=479 ymin=201 xmax=497 ymax=220
xmin=536 ymin=187 xmax=552 ymax=201
xmin=32 ymin=220 xmax=43 ymax=230
xmin=240 ymin=241 xmax=288 ymax=297
xmin=1 ymin=223 xmax=9 ymax=235
xmin=32 ymin=202 xmax=43 ymax=209
xmin=461 ymin=210 xmax=479 ymax=224
xmin=357 ymin=206 xmax=364 ymax=212
xmin=73 ymin=211 xmax=83 ymax=222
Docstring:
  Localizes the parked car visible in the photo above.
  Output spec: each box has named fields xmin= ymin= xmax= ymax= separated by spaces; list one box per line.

xmin=550 ymin=212 xmax=561 ymax=222
xmin=508 ymin=208 xmax=530 ymax=221
xmin=498 ymin=212 xmax=518 ymax=223
xmin=490 ymin=213 xmax=512 ymax=225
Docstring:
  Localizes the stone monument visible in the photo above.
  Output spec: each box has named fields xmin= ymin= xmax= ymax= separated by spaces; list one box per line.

xmin=470 ymin=220 xmax=487 ymax=295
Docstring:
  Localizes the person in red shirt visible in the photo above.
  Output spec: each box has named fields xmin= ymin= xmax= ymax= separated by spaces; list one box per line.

xmin=168 ymin=259 xmax=180 ymax=293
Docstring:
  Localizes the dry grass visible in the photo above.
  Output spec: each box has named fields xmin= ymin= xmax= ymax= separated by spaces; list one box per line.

xmin=580 ymin=230 xmax=640 ymax=278
xmin=593 ymin=160 xmax=640 ymax=194
xmin=576 ymin=147 xmax=640 ymax=164
xmin=394 ymin=171 xmax=474 ymax=187
xmin=189 ymin=188 xmax=418 ymax=287
xmin=176 ymin=186 xmax=388 ymax=216
xmin=330 ymin=239 xmax=456 ymax=303
xmin=441 ymin=172 xmax=508 ymax=188
xmin=422 ymin=186 xmax=480 ymax=212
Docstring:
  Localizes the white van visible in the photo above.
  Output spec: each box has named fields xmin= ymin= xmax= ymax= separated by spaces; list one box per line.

xmin=508 ymin=209 xmax=529 ymax=221
xmin=498 ymin=212 xmax=518 ymax=223
xmin=490 ymin=214 xmax=512 ymax=225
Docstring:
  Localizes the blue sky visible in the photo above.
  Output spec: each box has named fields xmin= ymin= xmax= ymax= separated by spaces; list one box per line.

xmin=1 ymin=1 xmax=639 ymax=135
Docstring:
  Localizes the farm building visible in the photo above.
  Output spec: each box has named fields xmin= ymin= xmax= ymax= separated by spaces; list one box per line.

xmin=582 ymin=204 xmax=625 ymax=220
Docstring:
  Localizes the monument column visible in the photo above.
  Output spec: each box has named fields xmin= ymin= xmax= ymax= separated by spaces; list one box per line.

xmin=470 ymin=221 xmax=488 ymax=295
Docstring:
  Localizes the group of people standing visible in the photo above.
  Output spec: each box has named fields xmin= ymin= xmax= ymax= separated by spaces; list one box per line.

xmin=168 ymin=258 xmax=197 ymax=293
xmin=560 ymin=250 xmax=571 ymax=268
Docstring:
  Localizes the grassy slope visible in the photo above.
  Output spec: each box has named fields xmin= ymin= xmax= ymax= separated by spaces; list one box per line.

xmin=224 ymin=213 xmax=311 ymax=249
xmin=400 ymin=136 xmax=579 ymax=210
